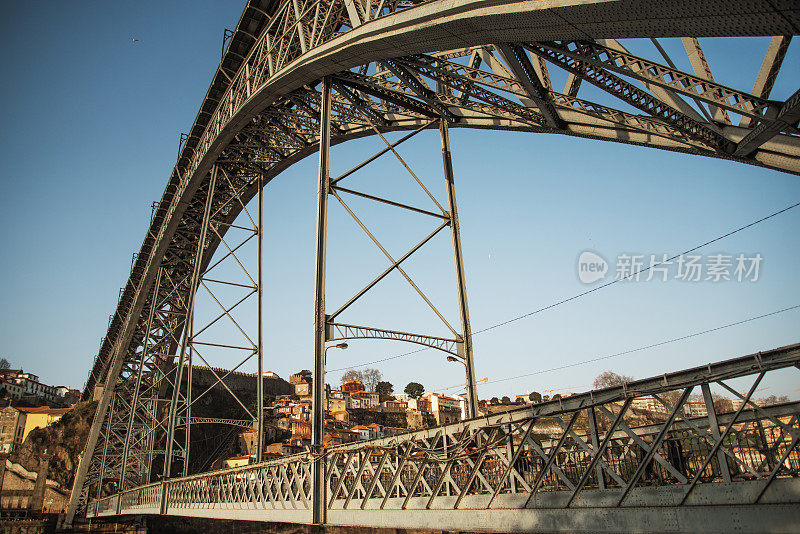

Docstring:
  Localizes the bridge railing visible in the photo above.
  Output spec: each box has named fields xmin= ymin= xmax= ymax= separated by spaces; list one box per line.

xmin=88 ymin=344 xmax=800 ymax=524
xmin=118 ymin=482 xmax=162 ymax=514
xmin=165 ymin=452 xmax=313 ymax=512
xmin=92 ymin=494 xmax=118 ymax=517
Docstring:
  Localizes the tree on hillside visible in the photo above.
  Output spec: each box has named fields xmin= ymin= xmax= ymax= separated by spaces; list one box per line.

xmin=362 ymin=368 xmax=382 ymax=391
xmin=341 ymin=369 xmax=363 ymax=384
xmin=0 ymin=358 xmax=10 ymax=370
xmin=528 ymin=391 xmax=542 ymax=403
xmin=376 ymin=381 xmax=394 ymax=396
xmin=713 ymin=397 xmax=733 ymax=413
xmin=760 ymin=394 xmax=790 ymax=406
xmin=404 ymin=382 xmax=424 ymax=399
xmin=593 ymin=371 xmax=634 ymax=389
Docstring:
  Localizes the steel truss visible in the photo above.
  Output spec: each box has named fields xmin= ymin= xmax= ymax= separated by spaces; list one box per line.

xmin=317 ymin=105 xmax=478 ymax=399
xmin=69 ymin=0 xmax=800 ymax=526
xmin=73 ymin=166 xmax=267 ymax=517
xmin=89 ymin=343 xmax=800 ymax=532
xmin=312 ymin=78 xmax=479 ymax=521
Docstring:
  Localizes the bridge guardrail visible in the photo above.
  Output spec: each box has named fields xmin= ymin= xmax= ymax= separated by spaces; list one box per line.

xmin=87 ymin=344 xmax=800 ymax=525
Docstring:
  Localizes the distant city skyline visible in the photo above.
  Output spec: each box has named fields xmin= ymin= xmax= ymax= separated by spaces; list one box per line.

xmin=1 ymin=3 xmax=798 ymax=403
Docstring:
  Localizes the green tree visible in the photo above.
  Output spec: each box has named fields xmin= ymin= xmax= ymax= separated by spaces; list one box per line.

xmin=404 ymin=382 xmax=424 ymax=399
xmin=298 ymin=369 xmax=312 ymax=380
xmin=528 ymin=391 xmax=542 ymax=403
xmin=501 ymin=395 xmax=511 ymax=403
xmin=376 ymin=381 xmax=394 ymax=396
xmin=0 ymin=358 xmax=9 ymax=370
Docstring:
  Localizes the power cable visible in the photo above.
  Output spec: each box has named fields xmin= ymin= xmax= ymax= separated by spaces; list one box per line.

xmin=473 ymin=199 xmax=800 ymax=335
xmin=329 ymin=200 xmax=800 ymax=373
xmin=482 ymin=304 xmax=800 ymax=386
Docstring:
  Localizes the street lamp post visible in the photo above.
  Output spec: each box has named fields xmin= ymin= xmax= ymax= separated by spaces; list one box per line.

xmin=446 ymin=355 xmax=474 ymax=419
xmin=325 ymin=342 xmax=348 ymax=364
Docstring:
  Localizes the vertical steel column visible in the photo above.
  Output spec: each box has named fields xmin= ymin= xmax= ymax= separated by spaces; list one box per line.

xmin=312 ymin=76 xmax=332 ymax=526
xmin=163 ymin=166 xmax=218 ymax=481
xmin=182 ymin=339 xmax=193 ymax=477
xmin=144 ymin=386 xmax=158 ymax=484
xmin=701 ymin=383 xmax=731 ymax=483
xmin=118 ymin=268 xmax=163 ymax=512
xmin=66 ymin=337 xmax=126 ymax=525
xmin=587 ymin=406 xmax=605 ymax=490
xmin=439 ymin=120 xmax=478 ymax=419
xmin=96 ymin=398 xmax=116 ymax=499
xmin=257 ymin=174 xmax=264 ymax=462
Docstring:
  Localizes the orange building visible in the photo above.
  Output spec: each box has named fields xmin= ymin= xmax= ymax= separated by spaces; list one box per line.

xmin=342 ymin=380 xmax=364 ymax=393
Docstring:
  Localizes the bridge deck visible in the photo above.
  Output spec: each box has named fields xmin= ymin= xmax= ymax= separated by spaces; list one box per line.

xmin=88 ymin=344 xmax=800 ymax=532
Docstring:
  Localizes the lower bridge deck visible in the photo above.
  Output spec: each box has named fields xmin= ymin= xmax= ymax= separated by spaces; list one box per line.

xmin=88 ymin=344 xmax=800 ymax=532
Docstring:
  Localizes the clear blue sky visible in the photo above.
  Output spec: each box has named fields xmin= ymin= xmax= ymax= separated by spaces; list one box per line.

xmin=1 ymin=2 xmax=798 ymax=402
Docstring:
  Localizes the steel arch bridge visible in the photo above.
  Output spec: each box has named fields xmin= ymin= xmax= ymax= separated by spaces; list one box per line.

xmin=68 ymin=0 xmax=800 ymax=530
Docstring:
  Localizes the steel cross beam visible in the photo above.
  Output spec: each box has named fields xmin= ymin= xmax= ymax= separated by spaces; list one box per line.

xmin=735 ymin=88 xmax=800 ymax=157
xmin=525 ymin=42 xmax=736 ymax=154
xmin=495 ymin=43 xmax=565 ymax=129
xmin=741 ymin=36 xmax=792 ymax=128
xmin=539 ymin=40 xmax=774 ymax=120
xmin=327 ymin=323 xmax=460 ymax=357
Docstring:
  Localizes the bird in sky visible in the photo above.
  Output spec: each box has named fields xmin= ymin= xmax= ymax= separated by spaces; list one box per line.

xmin=131 ymin=37 xmax=140 ymax=43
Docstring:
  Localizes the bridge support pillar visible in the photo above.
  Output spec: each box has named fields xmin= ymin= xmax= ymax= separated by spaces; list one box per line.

xmin=29 ymin=451 xmax=51 ymax=513
xmin=439 ymin=120 xmax=478 ymax=419
xmin=119 ymin=267 xmax=164 ymax=510
xmin=312 ymin=76 xmax=333 ymax=526
xmin=164 ymin=165 xmax=219 ymax=481
xmin=257 ymin=173 xmax=265 ymax=463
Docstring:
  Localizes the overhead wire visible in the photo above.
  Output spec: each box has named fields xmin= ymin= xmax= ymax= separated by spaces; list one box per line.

xmin=481 ymin=303 xmax=800 ymax=386
xmin=329 ymin=199 xmax=800 ymax=374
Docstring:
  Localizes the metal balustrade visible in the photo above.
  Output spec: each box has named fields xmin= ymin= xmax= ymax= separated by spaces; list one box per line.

xmin=87 ymin=344 xmax=800 ymax=531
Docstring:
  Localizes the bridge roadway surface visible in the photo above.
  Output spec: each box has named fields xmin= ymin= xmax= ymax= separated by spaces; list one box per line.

xmin=71 ymin=0 xmax=800 ymax=531
xmin=87 ymin=343 xmax=800 ymax=532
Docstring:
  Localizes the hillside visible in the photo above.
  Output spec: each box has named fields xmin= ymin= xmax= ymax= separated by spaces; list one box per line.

xmin=11 ymin=400 xmax=96 ymax=490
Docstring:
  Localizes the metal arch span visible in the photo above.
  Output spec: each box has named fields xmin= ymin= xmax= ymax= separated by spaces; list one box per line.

xmin=84 ymin=0 xmax=800 ymax=400
xmin=71 ymin=0 xmax=800 ymax=524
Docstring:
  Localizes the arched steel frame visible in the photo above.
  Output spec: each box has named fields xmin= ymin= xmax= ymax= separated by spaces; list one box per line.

xmin=68 ymin=0 xmax=800 ymax=525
